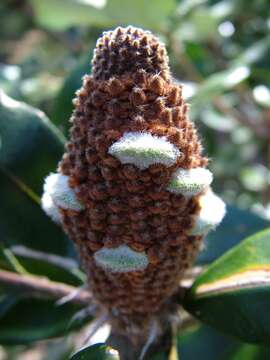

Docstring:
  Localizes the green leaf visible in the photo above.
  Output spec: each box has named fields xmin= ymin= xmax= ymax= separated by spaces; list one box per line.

xmin=52 ymin=53 xmax=92 ymax=135
xmin=0 ymin=297 xmax=90 ymax=344
xmin=0 ymin=295 xmax=18 ymax=320
xmin=190 ymin=36 xmax=270 ymax=115
xmin=179 ymin=322 xmax=270 ymax=360
xmin=191 ymin=65 xmax=250 ymax=112
xmin=0 ymin=173 xmax=72 ymax=255
xmin=0 ymin=246 xmax=84 ymax=286
xmin=197 ymin=205 xmax=269 ymax=265
xmin=200 ymin=106 xmax=237 ymax=132
xmin=104 ymin=0 xmax=176 ymax=30
xmin=0 ymin=90 xmax=72 ymax=256
xmin=235 ymin=36 xmax=270 ymax=67
xmin=149 ymin=346 xmax=179 ymax=360
xmin=30 ymin=0 xmax=111 ymax=30
xmin=228 ymin=343 xmax=270 ymax=360
xmin=30 ymin=0 xmax=176 ymax=31
xmin=184 ymin=227 xmax=270 ymax=346
xmin=70 ymin=343 xmax=119 ymax=360
xmin=0 ymin=89 xmax=65 ymax=193
xmin=176 ymin=1 xmax=236 ymax=42
xmin=179 ymin=323 xmax=240 ymax=360
xmin=177 ymin=0 xmax=208 ymax=18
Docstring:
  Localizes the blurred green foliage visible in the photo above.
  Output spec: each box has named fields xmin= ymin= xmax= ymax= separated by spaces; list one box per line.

xmin=0 ymin=0 xmax=270 ymax=359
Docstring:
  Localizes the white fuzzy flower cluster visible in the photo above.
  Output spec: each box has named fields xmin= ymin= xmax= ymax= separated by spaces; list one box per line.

xmin=41 ymin=173 xmax=84 ymax=223
xmin=108 ymin=131 xmax=225 ymax=238
xmin=167 ymin=167 xmax=213 ymax=196
xmin=191 ymin=190 xmax=226 ymax=236
xmin=41 ymin=192 xmax=62 ymax=224
xmin=108 ymin=131 xmax=181 ymax=169
xmin=94 ymin=245 xmax=149 ymax=273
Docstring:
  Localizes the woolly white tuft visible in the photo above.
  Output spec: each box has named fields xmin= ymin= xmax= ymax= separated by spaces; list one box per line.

xmin=191 ymin=190 xmax=226 ymax=235
xmin=43 ymin=173 xmax=84 ymax=211
xmin=167 ymin=167 xmax=213 ymax=196
xmin=94 ymin=245 xmax=149 ymax=273
xmin=41 ymin=192 xmax=62 ymax=224
xmin=108 ymin=131 xmax=181 ymax=169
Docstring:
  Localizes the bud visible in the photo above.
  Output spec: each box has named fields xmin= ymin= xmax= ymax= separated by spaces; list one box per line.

xmin=42 ymin=26 xmax=225 ymax=343
xmin=41 ymin=192 xmax=62 ymax=224
xmin=167 ymin=167 xmax=213 ymax=196
xmin=43 ymin=173 xmax=84 ymax=211
xmin=94 ymin=245 xmax=149 ymax=273
xmin=108 ymin=132 xmax=181 ymax=170
xmin=191 ymin=190 xmax=226 ymax=235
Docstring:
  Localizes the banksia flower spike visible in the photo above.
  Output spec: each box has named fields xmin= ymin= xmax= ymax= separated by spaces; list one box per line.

xmin=42 ymin=26 xmax=225 ymax=352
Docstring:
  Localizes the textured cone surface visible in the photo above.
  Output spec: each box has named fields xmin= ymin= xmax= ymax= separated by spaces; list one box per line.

xmin=92 ymin=26 xmax=170 ymax=81
xmin=58 ymin=27 xmax=208 ymax=326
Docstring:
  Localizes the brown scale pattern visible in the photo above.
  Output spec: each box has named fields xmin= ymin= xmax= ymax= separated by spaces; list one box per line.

xmin=92 ymin=26 xmax=170 ymax=81
xmin=58 ymin=27 xmax=208 ymax=326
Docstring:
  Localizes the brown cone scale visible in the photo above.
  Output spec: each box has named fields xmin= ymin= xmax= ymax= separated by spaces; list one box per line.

xmin=58 ymin=26 xmax=208 ymax=336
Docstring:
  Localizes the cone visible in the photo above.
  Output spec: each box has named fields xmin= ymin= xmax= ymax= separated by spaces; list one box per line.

xmin=42 ymin=26 xmax=225 ymax=343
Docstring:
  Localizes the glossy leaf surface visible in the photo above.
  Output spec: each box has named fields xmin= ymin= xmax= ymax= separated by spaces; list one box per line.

xmin=0 ymin=297 xmax=90 ymax=344
xmin=179 ymin=323 xmax=239 ymax=360
xmin=185 ymin=228 xmax=270 ymax=346
xmin=70 ymin=343 xmax=119 ymax=360
xmin=0 ymin=91 xmax=72 ymax=256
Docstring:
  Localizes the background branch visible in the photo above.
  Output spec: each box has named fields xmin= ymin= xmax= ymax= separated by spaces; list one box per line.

xmin=0 ymin=269 xmax=92 ymax=306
